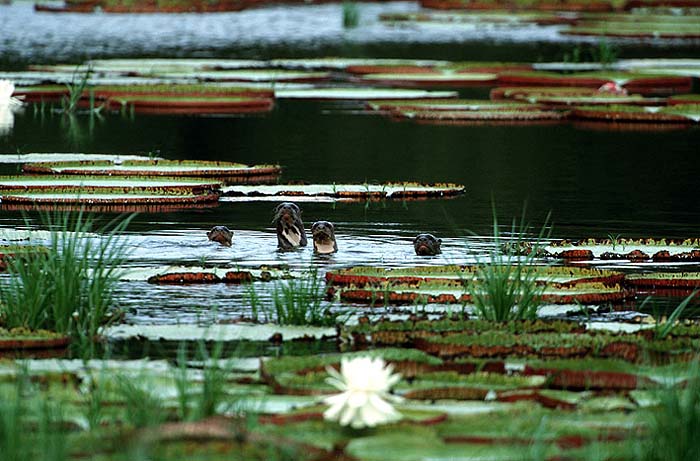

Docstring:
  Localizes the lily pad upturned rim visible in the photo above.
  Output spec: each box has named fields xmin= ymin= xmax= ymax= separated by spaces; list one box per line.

xmin=0 ymin=328 xmax=71 ymax=351
xmin=0 ymin=190 xmax=221 ymax=205
xmin=0 ymin=175 xmax=223 ymax=192
xmin=325 ymin=265 xmax=625 ymax=288
xmin=221 ymin=182 xmax=466 ymax=199
xmin=22 ymin=160 xmax=283 ymax=178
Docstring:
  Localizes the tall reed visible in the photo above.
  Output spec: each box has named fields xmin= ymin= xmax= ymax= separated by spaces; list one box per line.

xmin=469 ymin=204 xmax=551 ymax=322
xmin=0 ymin=210 xmax=133 ymax=355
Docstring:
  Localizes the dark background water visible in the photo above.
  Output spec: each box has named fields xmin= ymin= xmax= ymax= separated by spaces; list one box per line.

xmin=2 ymin=99 xmax=699 ymax=239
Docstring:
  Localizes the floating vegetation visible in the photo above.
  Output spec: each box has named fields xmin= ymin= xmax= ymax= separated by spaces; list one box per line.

xmin=352 ymin=71 xmax=499 ymax=88
xmin=221 ymin=183 xmax=466 ymax=201
xmin=274 ymin=87 xmax=458 ymax=100
xmin=497 ymin=71 xmax=693 ymax=95
xmin=325 ymin=265 xmax=625 ymax=287
xmin=562 ymin=16 xmax=700 ymax=39
xmin=22 ymin=159 xmax=282 ymax=180
xmin=490 ymin=86 xmax=661 ymax=106
xmin=573 ymin=104 xmax=700 ymax=124
xmin=104 ymin=95 xmax=274 ymax=115
xmin=0 ymin=175 xmax=222 ymax=193
xmin=545 ymin=238 xmax=700 ymax=261
xmin=0 ymin=152 xmax=161 ymax=163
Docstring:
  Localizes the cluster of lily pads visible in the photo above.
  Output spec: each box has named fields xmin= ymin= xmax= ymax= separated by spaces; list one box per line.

xmin=0 ymin=152 xmax=466 ymax=211
xmin=383 ymin=6 xmax=700 ymax=40
xmin=5 ymin=57 xmax=699 ymax=131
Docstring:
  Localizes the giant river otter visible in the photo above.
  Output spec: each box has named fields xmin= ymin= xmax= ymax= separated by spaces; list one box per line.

xmin=207 ymin=226 xmax=233 ymax=247
xmin=273 ymin=202 xmax=307 ymax=250
xmin=311 ymin=221 xmax=338 ymax=254
xmin=414 ymin=233 xmax=442 ymax=256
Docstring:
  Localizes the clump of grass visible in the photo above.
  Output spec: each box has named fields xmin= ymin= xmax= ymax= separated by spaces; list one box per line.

xmin=0 ymin=367 xmax=69 ymax=461
xmin=561 ymin=39 xmax=619 ymax=68
xmin=653 ymin=290 xmax=699 ymax=340
xmin=173 ymin=341 xmax=233 ymax=421
xmin=0 ymin=210 xmax=133 ymax=356
xmin=637 ymin=360 xmax=700 ymax=461
xmin=343 ymin=1 xmax=359 ymax=28
xmin=115 ymin=374 xmax=167 ymax=428
xmin=61 ymin=66 xmax=92 ymax=114
xmin=244 ymin=269 xmax=344 ymax=326
xmin=271 ymin=270 xmax=344 ymax=326
xmin=469 ymin=205 xmax=551 ymax=322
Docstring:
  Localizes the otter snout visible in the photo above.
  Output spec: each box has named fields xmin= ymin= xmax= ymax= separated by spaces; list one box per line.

xmin=207 ymin=226 xmax=233 ymax=247
xmin=413 ymin=233 xmax=442 ymax=256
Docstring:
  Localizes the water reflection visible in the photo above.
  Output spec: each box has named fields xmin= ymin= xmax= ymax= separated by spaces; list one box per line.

xmin=0 ymin=105 xmax=14 ymax=136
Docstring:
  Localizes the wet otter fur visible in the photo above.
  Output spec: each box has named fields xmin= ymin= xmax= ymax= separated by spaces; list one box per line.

xmin=414 ymin=233 xmax=442 ymax=256
xmin=207 ymin=226 xmax=233 ymax=247
xmin=273 ymin=202 xmax=307 ymax=250
xmin=311 ymin=221 xmax=338 ymax=254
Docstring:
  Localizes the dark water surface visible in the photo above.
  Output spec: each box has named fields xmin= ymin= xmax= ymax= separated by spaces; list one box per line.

xmin=0 ymin=1 xmax=699 ymax=324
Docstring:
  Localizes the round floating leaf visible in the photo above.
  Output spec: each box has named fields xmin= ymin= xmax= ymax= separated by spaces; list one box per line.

xmin=22 ymin=160 xmax=282 ymax=179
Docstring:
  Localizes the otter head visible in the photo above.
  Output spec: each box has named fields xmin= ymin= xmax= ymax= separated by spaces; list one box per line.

xmin=311 ymin=221 xmax=337 ymax=254
xmin=273 ymin=202 xmax=307 ymax=249
xmin=413 ymin=233 xmax=442 ymax=256
xmin=207 ymin=226 xmax=233 ymax=247
xmin=273 ymin=202 xmax=302 ymax=226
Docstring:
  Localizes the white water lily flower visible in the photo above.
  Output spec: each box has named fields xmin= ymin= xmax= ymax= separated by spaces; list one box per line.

xmin=323 ymin=356 xmax=403 ymax=429
xmin=0 ymin=80 xmax=21 ymax=108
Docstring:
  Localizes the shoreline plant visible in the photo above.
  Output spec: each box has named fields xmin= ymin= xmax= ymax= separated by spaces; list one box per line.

xmin=469 ymin=204 xmax=552 ymax=322
xmin=0 ymin=209 xmax=133 ymax=356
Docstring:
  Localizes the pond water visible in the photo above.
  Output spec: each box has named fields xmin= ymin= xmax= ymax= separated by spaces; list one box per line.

xmin=1 ymin=2 xmax=699 ymax=327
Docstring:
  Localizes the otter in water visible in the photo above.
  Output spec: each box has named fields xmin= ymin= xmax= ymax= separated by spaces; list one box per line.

xmin=207 ymin=226 xmax=233 ymax=247
xmin=414 ymin=233 xmax=442 ymax=256
xmin=311 ymin=221 xmax=338 ymax=254
xmin=273 ymin=202 xmax=307 ymax=250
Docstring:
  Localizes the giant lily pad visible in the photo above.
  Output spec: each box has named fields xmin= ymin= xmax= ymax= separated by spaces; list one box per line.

xmin=22 ymin=160 xmax=282 ymax=179
xmin=390 ymin=108 xmax=569 ymax=125
xmin=105 ymin=95 xmax=274 ymax=115
xmin=0 ymin=244 xmax=49 ymax=271
xmin=353 ymin=72 xmax=498 ymax=88
xmin=572 ymin=104 xmax=700 ymax=123
xmin=118 ymin=265 xmax=295 ymax=283
xmin=268 ymin=58 xmax=450 ymax=70
xmin=0 ymin=189 xmax=220 ymax=205
xmin=545 ymin=238 xmax=700 ymax=261
xmin=419 ymin=0 xmax=615 ymax=12
xmin=330 ymin=280 xmax=630 ymax=306
xmin=625 ymin=272 xmax=700 ymax=289
xmin=149 ymin=69 xmax=331 ymax=83
xmin=497 ymin=71 xmax=692 ymax=95
xmin=102 ymin=323 xmax=337 ymax=342
xmin=490 ymin=86 xmax=661 ymax=106
xmin=0 ymin=175 xmax=222 ymax=194
xmin=0 ymin=328 xmax=70 ymax=355
xmin=221 ymin=183 xmax=466 ymax=201
xmin=414 ymin=330 xmax=697 ymax=362
xmin=562 ymin=18 xmax=700 ymax=39
xmin=325 ymin=265 xmax=625 ymax=287
xmin=367 ymin=99 xmax=545 ymax=112
xmin=0 ymin=152 xmax=161 ymax=163
xmin=380 ymin=11 xmax=576 ymax=26
xmin=274 ymin=88 xmax=458 ymax=100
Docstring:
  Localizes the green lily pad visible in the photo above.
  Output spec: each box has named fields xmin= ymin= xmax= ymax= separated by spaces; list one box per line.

xmin=101 ymin=323 xmax=337 ymax=342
